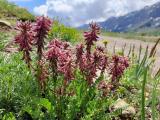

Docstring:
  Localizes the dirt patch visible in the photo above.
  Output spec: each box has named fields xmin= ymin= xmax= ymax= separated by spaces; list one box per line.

xmin=97 ymin=36 xmax=160 ymax=74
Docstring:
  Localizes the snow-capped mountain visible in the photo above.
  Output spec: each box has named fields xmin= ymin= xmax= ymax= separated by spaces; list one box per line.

xmin=79 ymin=2 xmax=160 ymax=32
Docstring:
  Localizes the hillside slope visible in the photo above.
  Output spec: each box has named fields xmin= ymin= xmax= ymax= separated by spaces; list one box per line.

xmin=0 ymin=0 xmax=34 ymax=23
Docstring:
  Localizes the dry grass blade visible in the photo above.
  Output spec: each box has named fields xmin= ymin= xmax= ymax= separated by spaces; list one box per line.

xmin=113 ymin=42 xmax=116 ymax=54
xmin=122 ymin=43 xmax=126 ymax=56
xmin=155 ymin=67 xmax=160 ymax=78
xmin=138 ymin=44 xmax=142 ymax=63
xmin=132 ymin=44 xmax=135 ymax=58
xmin=149 ymin=38 xmax=160 ymax=58
xmin=127 ymin=44 xmax=132 ymax=57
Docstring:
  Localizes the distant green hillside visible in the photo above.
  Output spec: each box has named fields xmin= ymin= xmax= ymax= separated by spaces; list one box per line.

xmin=0 ymin=0 xmax=35 ymax=23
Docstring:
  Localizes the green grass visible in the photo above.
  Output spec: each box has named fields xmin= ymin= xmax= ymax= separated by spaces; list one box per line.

xmin=0 ymin=32 xmax=14 ymax=50
xmin=48 ymin=21 xmax=81 ymax=43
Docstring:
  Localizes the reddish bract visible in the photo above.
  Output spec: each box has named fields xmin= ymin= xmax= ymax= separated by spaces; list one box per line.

xmin=109 ymin=55 xmax=129 ymax=81
xmin=84 ymin=22 xmax=100 ymax=54
xmin=15 ymin=21 xmax=34 ymax=67
xmin=34 ymin=16 xmax=52 ymax=60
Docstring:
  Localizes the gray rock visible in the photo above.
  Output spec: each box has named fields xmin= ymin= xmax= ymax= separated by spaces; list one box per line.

xmin=110 ymin=98 xmax=136 ymax=116
xmin=0 ymin=20 xmax=12 ymax=28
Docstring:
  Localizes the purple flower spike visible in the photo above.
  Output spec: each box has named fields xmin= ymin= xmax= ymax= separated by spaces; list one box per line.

xmin=15 ymin=21 xmax=34 ymax=67
xmin=84 ymin=22 xmax=100 ymax=54
xmin=34 ymin=16 xmax=52 ymax=60
xmin=109 ymin=55 xmax=129 ymax=81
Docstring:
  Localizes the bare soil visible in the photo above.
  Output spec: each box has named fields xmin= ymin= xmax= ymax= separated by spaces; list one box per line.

xmin=97 ymin=36 xmax=160 ymax=74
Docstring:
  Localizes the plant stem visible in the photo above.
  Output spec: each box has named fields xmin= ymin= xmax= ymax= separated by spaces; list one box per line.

xmin=141 ymin=67 xmax=148 ymax=120
xmin=151 ymin=77 xmax=159 ymax=120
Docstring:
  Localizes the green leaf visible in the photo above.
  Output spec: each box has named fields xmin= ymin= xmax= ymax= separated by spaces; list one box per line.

xmin=2 ymin=112 xmax=16 ymax=120
xmin=39 ymin=98 xmax=52 ymax=112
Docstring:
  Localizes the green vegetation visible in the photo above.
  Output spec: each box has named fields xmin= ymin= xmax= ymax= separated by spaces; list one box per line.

xmin=48 ymin=21 xmax=81 ymax=43
xmin=0 ymin=32 xmax=13 ymax=50
xmin=1 ymin=36 xmax=160 ymax=119
xmin=0 ymin=0 xmax=34 ymax=22
xmin=0 ymin=17 xmax=160 ymax=119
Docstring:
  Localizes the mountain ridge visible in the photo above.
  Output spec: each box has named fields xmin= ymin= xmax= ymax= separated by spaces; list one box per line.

xmin=78 ymin=1 xmax=160 ymax=32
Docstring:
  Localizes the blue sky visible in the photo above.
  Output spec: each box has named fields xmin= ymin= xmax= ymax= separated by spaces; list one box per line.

xmin=8 ymin=0 xmax=46 ymax=12
xmin=8 ymin=0 xmax=160 ymax=26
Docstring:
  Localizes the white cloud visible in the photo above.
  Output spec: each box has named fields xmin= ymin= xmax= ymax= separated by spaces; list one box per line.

xmin=33 ymin=0 xmax=160 ymax=26
xmin=34 ymin=5 xmax=48 ymax=16
xmin=48 ymin=1 xmax=73 ymax=12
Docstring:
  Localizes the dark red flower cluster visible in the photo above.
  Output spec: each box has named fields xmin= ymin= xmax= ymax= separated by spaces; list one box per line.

xmin=76 ymin=45 xmax=107 ymax=85
xmin=34 ymin=16 xmax=52 ymax=60
xmin=45 ymin=39 xmax=74 ymax=84
xmin=15 ymin=21 xmax=34 ymax=67
xmin=58 ymin=51 xmax=74 ymax=85
xmin=108 ymin=55 xmax=129 ymax=81
xmin=98 ymin=80 xmax=113 ymax=97
xmin=75 ymin=44 xmax=84 ymax=64
xmin=84 ymin=55 xmax=97 ymax=85
xmin=94 ymin=47 xmax=108 ymax=74
xmin=45 ymin=39 xmax=62 ymax=61
xmin=84 ymin=22 xmax=100 ymax=54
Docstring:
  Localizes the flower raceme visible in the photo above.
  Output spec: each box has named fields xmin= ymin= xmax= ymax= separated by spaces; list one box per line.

xmin=75 ymin=44 xmax=84 ymax=64
xmin=34 ymin=16 xmax=52 ymax=60
xmin=94 ymin=47 xmax=108 ymax=74
xmin=109 ymin=55 xmax=129 ymax=81
xmin=98 ymin=80 xmax=113 ymax=97
xmin=58 ymin=51 xmax=74 ymax=86
xmin=76 ymin=45 xmax=108 ymax=85
xmin=45 ymin=39 xmax=62 ymax=61
xmin=45 ymin=39 xmax=74 ymax=85
xmin=45 ymin=39 xmax=70 ymax=62
xmin=84 ymin=22 xmax=100 ymax=55
xmin=15 ymin=21 xmax=34 ymax=67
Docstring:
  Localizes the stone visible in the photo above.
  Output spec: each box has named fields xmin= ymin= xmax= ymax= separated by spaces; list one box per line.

xmin=110 ymin=98 xmax=136 ymax=116
xmin=0 ymin=20 xmax=12 ymax=29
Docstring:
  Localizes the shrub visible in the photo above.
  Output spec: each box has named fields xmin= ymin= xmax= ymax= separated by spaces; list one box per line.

xmin=10 ymin=17 xmax=130 ymax=119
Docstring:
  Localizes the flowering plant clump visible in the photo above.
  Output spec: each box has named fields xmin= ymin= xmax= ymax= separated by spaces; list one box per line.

xmin=14 ymin=17 xmax=130 ymax=119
